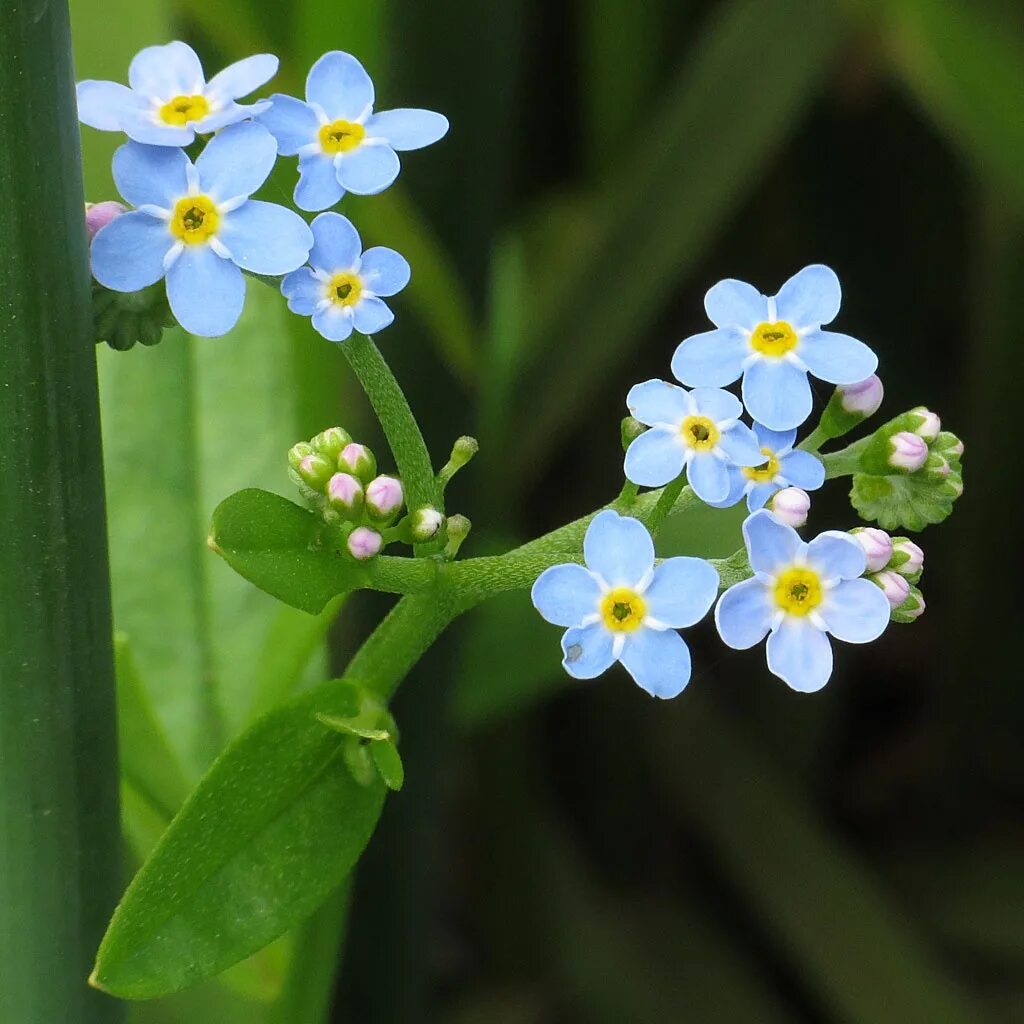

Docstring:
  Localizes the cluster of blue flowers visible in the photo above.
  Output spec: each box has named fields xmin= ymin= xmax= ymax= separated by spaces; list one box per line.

xmin=79 ymin=43 xmax=446 ymax=339
xmin=533 ymin=266 xmax=895 ymax=697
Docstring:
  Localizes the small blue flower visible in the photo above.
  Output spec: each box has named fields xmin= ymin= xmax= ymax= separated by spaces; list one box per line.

xmin=624 ymin=380 xmax=765 ymax=504
xmin=90 ymin=123 xmax=313 ymax=337
xmin=713 ymin=422 xmax=826 ymax=511
xmin=258 ymin=51 xmax=449 ymax=211
xmin=531 ymin=510 xmax=719 ymax=698
xmin=281 ymin=213 xmax=410 ymax=343
xmin=671 ymin=265 xmax=878 ymax=432
xmin=716 ymin=510 xmax=891 ymax=693
xmin=77 ymin=41 xmax=278 ymax=147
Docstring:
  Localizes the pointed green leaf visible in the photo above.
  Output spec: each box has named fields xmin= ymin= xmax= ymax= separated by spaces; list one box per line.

xmin=371 ymin=741 xmax=405 ymax=792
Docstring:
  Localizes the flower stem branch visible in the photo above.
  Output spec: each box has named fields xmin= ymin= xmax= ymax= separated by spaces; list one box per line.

xmin=822 ymin=437 xmax=870 ymax=479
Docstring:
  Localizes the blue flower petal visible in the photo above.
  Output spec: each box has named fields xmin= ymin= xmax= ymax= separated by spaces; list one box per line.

xmin=619 ymin=628 xmax=692 ymax=698
xmin=583 ymin=509 xmax=654 ymax=587
xmin=777 ymin=449 xmax=825 ymax=491
xmin=76 ymin=80 xmax=147 ymax=130
xmin=689 ymin=386 xmax=742 ymax=424
xmin=192 ymin=102 xmax=262 ymax=135
xmin=753 ymin=423 xmax=796 ymax=453
xmin=746 ymin=481 xmax=779 ymax=511
xmin=626 ymin=379 xmax=689 ymax=426
xmin=717 ymin=423 xmax=765 ymax=467
xmin=119 ymin=113 xmax=194 ymax=147
xmin=258 ymin=95 xmax=320 ymax=155
xmin=773 ymin=264 xmax=841 ymax=328
xmin=704 ymin=278 xmax=768 ymax=329
xmin=360 ymin=247 xmax=410 ymax=296
xmin=623 ymin=428 xmax=686 ymax=488
xmin=819 ymin=578 xmax=890 ymax=643
xmin=715 ymin=577 xmax=773 ymax=649
xmin=561 ymin=623 xmax=616 ymax=680
xmin=312 ymin=305 xmax=355 ymax=343
xmin=295 ymin=153 xmax=345 ymax=212
xmin=165 ymin=245 xmax=245 ymax=337
xmin=305 ymin=51 xmax=374 ymax=121
xmin=335 ymin=144 xmax=401 ymax=195
xmin=644 ymin=557 xmax=719 ymax=628
xmin=112 ymin=142 xmax=190 ymax=208
xmin=798 ymin=330 xmax=878 ymax=385
xmin=804 ymin=531 xmax=865 ymax=581
xmin=196 ymin=122 xmax=277 ymax=201
xmin=352 ymin=296 xmax=394 ymax=335
xmin=741 ymin=358 xmax=812 ymax=432
xmin=309 ymin=212 xmax=362 ymax=272
xmin=90 ymin=212 xmax=170 ymax=292
xmin=531 ymin=563 xmax=601 ymax=627
xmin=219 ymin=200 xmax=313 ymax=275
xmin=364 ymin=108 xmax=449 ymax=150
xmin=766 ymin=619 xmax=833 ymax=692
xmin=129 ymin=41 xmax=204 ymax=97
xmin=707 ymin=467 xmax=748 ymax=509
xmin=281 ymin=268 xmax=320 ymax=315
xmin=671 ymin=327 xmax=746 ymax=387
xmin=687 ymin=451 xmax=730 ymax=503
xmin=205 ymin=54 xmax=278 ymax=101
xmin=743 ymin=508 xmax=802 ymax=576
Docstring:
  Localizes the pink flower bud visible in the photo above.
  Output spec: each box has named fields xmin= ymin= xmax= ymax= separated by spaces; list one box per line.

xmin=911 ymin=406 xmax=941 ymax=441
xmin=365 ymin=475 xmax=404 ymax=519
xmin=338 ymin=442 xmax=376 ymax=482
xmin=347 ymin=526 xmax=383 ymax=560
xmin=769 ymin=487 xmax=810 ymax=528
xmin=872 ymin=570 xmax=910 ymax=609
xmin=888 ymin=431 xmax=928 ymax=472
xmin=839 ymin=375 xmax=884 ymax=417
xmin=327 ymin=472 xmax=363 ymax=515
xmin=901 ymin=590 xmax=925 ymax=620
xmin=853 ymin=527 xmax=893 ymax=573
xmin=85 ymin=201 xmax=127 ymax=238
xmin=892 ymin=539 xmax=923 ymax=577
xmin=925 ymin=454 xmax=950 ymax=478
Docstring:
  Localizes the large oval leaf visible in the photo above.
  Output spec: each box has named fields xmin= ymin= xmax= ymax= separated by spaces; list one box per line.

xmin=92 ymin=679 xmax=386 ymax=999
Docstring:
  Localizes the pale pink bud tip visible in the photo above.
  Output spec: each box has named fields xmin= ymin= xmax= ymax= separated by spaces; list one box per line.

xmin=854 ymin=527 xmax=893 ymax=573
xmin=893 ymin=540 xmax=924 ymax=576
xmin=770 ymin=487 xmax=810 ymax=528
xmin=85 ymin=201 xmax=127 ymax=238
xmin=347 ymin=527 xmax=383 ymax=560
xmin=365 ymin=475 xmax=404 ymax=515
xmin=904 ymin=591 xmax=926 ymax=619
xmin=872 ymin=570 xmax=911 ymax=609
xmin=839 ymin=375 xmax=884 ymax=416
xmin=912 ymin=407 xmax=941 ymax=441
xmin=888 ymin=431 xmax=928 ymax=472
xmin=328 ymin=472 xmax=363 ymax=508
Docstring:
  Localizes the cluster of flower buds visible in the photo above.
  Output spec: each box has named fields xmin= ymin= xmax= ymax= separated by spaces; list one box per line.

xmin=859 ymin=407 xmax=961 ymax=481
xmin=288 ymin=427 xmax=445 ymax=561
xmin=851 ymin=527 xmax=926 ymax=622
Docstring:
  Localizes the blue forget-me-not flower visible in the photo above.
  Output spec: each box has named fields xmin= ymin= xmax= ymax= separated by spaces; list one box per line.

xmin=531 ymin=510 xmax=719 ymax=698
xmin=91 ymin=122 xmax=313 ymax=337
xmin=716 ymin=510 xmax=890 ymax=693
xmin=258 ymin=51 xmax=449 ymax=211
xmin=672 ymin=265 xmax=878 ymax=432
xmin=77 ymin=41 xmax=277 ymax=147
xmin=281 ymin=212 xmax=410 ymax=342
xmin=624 ymin=380 xmax=764 ymax=504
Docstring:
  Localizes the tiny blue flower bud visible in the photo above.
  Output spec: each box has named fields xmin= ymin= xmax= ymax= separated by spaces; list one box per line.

xmin=410 ymin=507 xmax=444 ymax=542
xmin=365 ymin=475 xmax=404 ymax=521
xmin=347 ymin=526 xmax=383 ymax=560
xmin=852 ymin=527 xmax=893 ymax=573
xmin=871 ymin=569 xmax=911 ymax=609
xmin=888 ymin=431 xmax=929 ymax=473
xmin=769 ymin=487 xmax=810 ymax=528
xmin=339 ymin=442 xmax=376 ymax=483
xmin=327 ymin=472 xmax=364 ymax=516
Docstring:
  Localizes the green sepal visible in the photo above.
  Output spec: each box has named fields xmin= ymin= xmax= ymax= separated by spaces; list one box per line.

xmin=371 ymin=740 xmax=405 ymax=792
xmin=849 ymin=471 xmax=962 ymax=532
xmin=887 ymin=536 xmax=923 ymax=584
xmin=318 ymin=702 xmax=405 ymax=792
xmin=93 ymin=280 xmax=175 ymax=351
xmin=621 ymin=416 xmax=645 ymax=452
xmin=891 ymin=584 xmax=925 ymax=624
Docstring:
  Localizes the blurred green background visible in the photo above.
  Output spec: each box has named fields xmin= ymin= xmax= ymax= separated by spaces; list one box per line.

xmin=71 ymin=0 xmax=1023 ymax=1020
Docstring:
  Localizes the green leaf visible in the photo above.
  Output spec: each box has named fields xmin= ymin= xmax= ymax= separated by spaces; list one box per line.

xmin=371 ymin=740 xmax=406 ymax=792
xmin=92 ymin=679 xmax=387 ymax=1000
xmin=850 ymin=471 xmax=961 ymax=532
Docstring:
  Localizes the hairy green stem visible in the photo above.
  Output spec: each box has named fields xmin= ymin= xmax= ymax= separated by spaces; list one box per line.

xmin=798 ymin=425 xmax=831 ymax=453
xmin=822 ymin=436 xmax=870 ymax=479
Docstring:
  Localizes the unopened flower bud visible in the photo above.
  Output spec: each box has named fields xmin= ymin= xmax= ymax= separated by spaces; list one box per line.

xmin=890 ymin=538 xmax=924 ymax=578
xmin=312 ymin=426 xmax=352 ymax=462
xmin=769 ymin=487 xmax=810 ymax=528
xmin=365 ymin=475 xmax=404 ymax=520
xmin=297 ymin=454 xmax=333 ymax=490
xmin=410 ymin=506 xmax=444 ymax=542
xmin=85 ymin=200 xmax=127 ymax=238
xmin=327 ymin=473 xmax=364 ymax=516
xmin=347 ymin=526 xmax=383 ymax=560
xmin=852 ymin=527 xmax=893 ymax=573
xmin=888 ymin=432 xmax=928 ymax=472
xmin=840 ymin=375 xmax=884 ymax=417
xmin=338 ymin=443 xmax=377 ymax=482
xmin=945 ymin=477 xmax=964 ymax=498
xmin=288 ymin=442 xmax=315 ymax=471
xmin=910 ymin=406 xmax=941 ymax=441
xmin=934 ymin=433 xmax=964 ymax=458
xmin=924 ymin=453 xmax=950 ymax=479
xmin=871 ymin=570 xmax=911 ymax=609
xmin=895 ymin=587 xmax=925 ymax=622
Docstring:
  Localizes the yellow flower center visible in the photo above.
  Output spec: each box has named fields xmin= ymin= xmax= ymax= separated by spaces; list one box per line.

xmin=750 ymin=321 xmax=798 ymax=358
xmin=600 ymin=587 xmax=647 ymax=632
xmin=743 ymin=447 xmax=781 ymax=483
xmin=327 ymin=271 xmax=363 ymax=307
xmin=169 ymin=195 xmax=220 ymax=245
xmin=680 ymin=415 xmax=719 ymax=451
xmin=159 ymin=94 xmax=210 ymax=126
xmin=318 ymin=119 xmax=366 ymax=154
xmin=773 ymin=567 xmax=823 ymax=617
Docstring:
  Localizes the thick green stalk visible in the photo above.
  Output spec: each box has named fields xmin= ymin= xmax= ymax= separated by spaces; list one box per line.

xmin=0 ymin=4 xmax=123 ymax=1022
